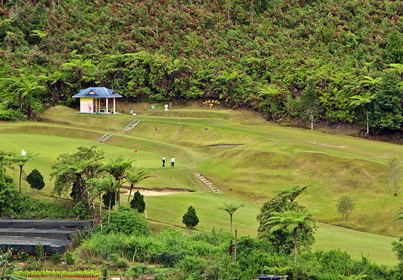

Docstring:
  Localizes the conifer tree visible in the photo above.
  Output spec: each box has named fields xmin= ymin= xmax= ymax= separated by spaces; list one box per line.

xmin=182 ymin=206 xmax=199 ymax=228
xmin=26 ymin=169 xmax=45 ymax=191
xmin=130 ymin=190 xmax=146 ymax=213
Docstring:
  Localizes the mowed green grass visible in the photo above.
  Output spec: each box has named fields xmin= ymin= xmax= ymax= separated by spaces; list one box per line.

xmin=134 ymin=192 xmax=398 ymax=266
xmin=0 ymin=132 xmax=197 ymax=194
xmin=0 ymin=104 xmax=402 ymax=265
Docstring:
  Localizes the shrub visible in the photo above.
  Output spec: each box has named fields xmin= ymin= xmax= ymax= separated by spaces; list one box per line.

xmin=126 ymin=265 xmax=151 ymax=277
xmin=152 ymin=251 xmax=186 ymax=268
xmin=19 ymin=198 xmax=76 ymax=219
xmin=392 ymin=237 xmax=403 ymax=272
xmin=176 ymin=255 xmax=206 ymax=278
xmin=182 ymin=206 xmax=199 ymax=228
xmin=114 ymin=258 xmax=129 ymax=269
xmin=65 ymin=253 xmax=75 ymax=265
xmin=337 ymin=195 xmax=355 ymax=223
xmin=0 ymin=109 xmax=26 ymax=121
xmin=102 ymin=191 xmax=117 ymax=209
xmin=35 ymin=243 xmax=45 ymax=262
xmin=100 ymin=206 xmax=151 ymax=236
xmin=72 ymin=201 xmax=92 ymax=219
xmin=26 ymin=169 xmax=45 ymax=191
xmin=17 ymin=251 xmax=29 ymax=262
xmin=24 ymin=258 xmax=42 ymax=270
xmin=130 ymin=190 xmax=146 ymax=213
xmin=190 ymin=228 xmax=231 ymax=246
xmin=50 ymin=253 xmax=62 ymax=264
xmin=0 ymin=181 xmax=25 ymax=217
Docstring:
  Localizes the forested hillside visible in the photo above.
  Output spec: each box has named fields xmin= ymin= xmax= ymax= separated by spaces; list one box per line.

xmin=0 ymin=0 xmax=402 ymax=134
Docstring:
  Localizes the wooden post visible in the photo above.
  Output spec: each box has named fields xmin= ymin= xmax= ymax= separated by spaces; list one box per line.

xmin=106 ymin=98 xmax=109 ymax=114
xmin=113 ymin=98 xmax=116 ymax=114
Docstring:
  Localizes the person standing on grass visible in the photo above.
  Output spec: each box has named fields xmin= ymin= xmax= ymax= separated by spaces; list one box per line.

xmin=171 ymin=157 xmax=175 ymax=167
xmin=162 ymin=156 xmax=166 ymax=167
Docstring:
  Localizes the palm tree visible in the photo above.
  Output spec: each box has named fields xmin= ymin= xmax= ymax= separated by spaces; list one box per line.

xmin=62 ymin=54 xmax=98 ymax=89
xmin=219 ymin=203 xmax=244 ymax=234
xmin=0 ymin=73 xmax=47 ymax=119
xmin=125 ymin=168 xmax=151 ymax=204
xmin=350 ymin=92 xmax=377 ymax=135
xmin=46 ymin=70 xmax=68 ymax=102
xmin=103 ymin=156 xmax=132 ymax=207
xmin=87 ymin=175 xmax=119 ymax=226
xmin=349 ymin=75 xmax=383 ymax=135
xmin=8 ymin=151 xmax=33 ymax=193
xmin=51 ymin=147 xmax=104 ymax=211
xmin=265 ymin=210 xmax=316 ymax=264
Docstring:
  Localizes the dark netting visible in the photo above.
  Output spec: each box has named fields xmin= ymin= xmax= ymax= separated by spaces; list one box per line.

xmin=0 ymin=219 xmax=93 ymax=255
xmin=0 ymin=219 xmax=93 ymax=230
xmin=0 ymin=236 xmax=71 ymax=254
xmin=0 ymin=228 xmax=77 ymax=239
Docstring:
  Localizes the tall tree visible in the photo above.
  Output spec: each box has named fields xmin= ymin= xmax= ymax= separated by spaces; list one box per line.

xmin=300 ymin=79 xmax=320 ymax=130
xmin=125 ymin=168 xmax=150 ymax=204
xmin=265 ymin=210 xmax=316 ymax=264
xmin=337 ymin=195 xmax=355 ymax=224
xmin=388 ymin=158 xmax=401 ymax=197
xmin=350 ymin=92 xmax=377 ymax=135
xmin=7 ymin=150 xmax=33 ymax=193
xmin=182 ymin=206 xmax=199 ymax=229
xmin=62 ymin=51 xmax=98 ymax=90
xmin=257 ymin=186 xmax=311 ymax=254
xmin=51 ymin=146 xmax=104 ymax=211
xmin=219 ymin=203 xmax=244 ymax=234
xmin=103 ymin=156 xmax=132 ymax=207
xmin=87 ymin=175 xmax=120 ymax=225
xmin=0 ymin=73 xmax=47 ymax=119
xmin=350 ymin=76 xmax=382 ymax=135
xmin=26 ymin=169 xmax=45 ymax=191
xmin=130 ymin=190 xmax=146 ymax=213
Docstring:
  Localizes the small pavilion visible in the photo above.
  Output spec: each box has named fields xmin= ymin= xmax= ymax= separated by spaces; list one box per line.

xmin=72 ymin=87 xmax=123 ymax=114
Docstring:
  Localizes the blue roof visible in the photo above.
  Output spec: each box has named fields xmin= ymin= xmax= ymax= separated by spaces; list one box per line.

xmin=72 ymin=87 xmax=123 ymax=99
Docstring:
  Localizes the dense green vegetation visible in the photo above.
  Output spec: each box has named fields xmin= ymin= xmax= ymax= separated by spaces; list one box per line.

xmin=1 ymin=0 xmax=402 ymax=269
xmin=0 ymin=105 xmax=401 ymax=265
xmin=0 ymin=0 xmax=402 ymax=135
xmin=0 ymin=103 xmax=402 ymax=278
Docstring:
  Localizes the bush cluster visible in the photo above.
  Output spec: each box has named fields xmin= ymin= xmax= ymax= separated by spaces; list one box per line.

xmin=80 ymin=227 xmax=402 ymax=280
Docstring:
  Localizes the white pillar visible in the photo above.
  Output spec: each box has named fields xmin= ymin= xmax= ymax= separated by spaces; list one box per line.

xmin=113 ymin=98 xmax=116 ymax=114
xmin=106 ymin=98 xmax=109 ymax=114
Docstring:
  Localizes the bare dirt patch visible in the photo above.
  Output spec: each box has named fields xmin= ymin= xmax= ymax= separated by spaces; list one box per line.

xmin=122 ymin=187 xmax=193 ymax=196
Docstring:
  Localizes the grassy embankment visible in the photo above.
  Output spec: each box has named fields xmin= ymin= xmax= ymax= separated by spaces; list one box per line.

xmin=0 ymin=104 xmax=401 ymax=265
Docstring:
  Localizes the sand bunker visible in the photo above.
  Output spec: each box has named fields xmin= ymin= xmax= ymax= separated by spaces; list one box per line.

xmin=123 ymin=188 xmax=192 ymax=196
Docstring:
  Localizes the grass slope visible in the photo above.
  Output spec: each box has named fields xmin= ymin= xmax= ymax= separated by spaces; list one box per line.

xmin=0 ymin=104 xmax=401 ymax=265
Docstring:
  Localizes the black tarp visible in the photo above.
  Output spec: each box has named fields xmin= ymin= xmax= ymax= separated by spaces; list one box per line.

xmin=0 ymin=219 xmax=93 ymax=230
xmin=0 ymin=236 xmax=71 ymax=254
xmin=0 ymin=228 xmax=77 ymax=239
xmin=0 ymin=219 xmax=93 ymax=255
